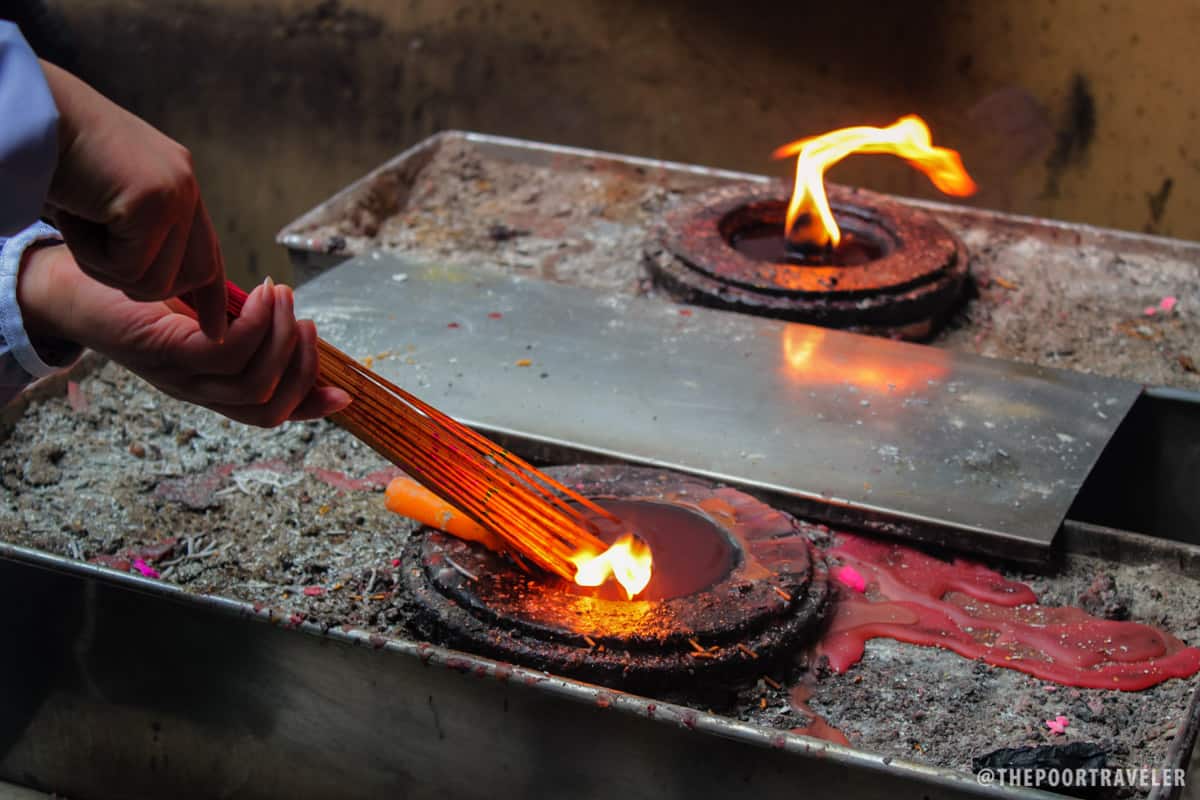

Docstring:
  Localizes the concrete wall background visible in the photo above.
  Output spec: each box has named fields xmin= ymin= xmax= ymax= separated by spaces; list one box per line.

xmin=31 ymin=0 xmax=1200 ymax=285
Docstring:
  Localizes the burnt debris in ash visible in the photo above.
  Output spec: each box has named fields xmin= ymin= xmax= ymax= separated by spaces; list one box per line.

xmin=23 ymin=441 xmax=65 ymax=487
xmin=487 ymin=223 xmax=530 ymax=242
xmin=1076 ymin=574 xmax=1131 ymax=622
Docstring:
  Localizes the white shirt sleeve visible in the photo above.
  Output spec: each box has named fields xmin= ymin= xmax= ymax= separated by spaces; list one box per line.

xmin=0 ymin=222 xmax=81 ymax=406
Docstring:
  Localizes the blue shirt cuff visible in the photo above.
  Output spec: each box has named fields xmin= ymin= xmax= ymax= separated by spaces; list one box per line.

xmin=0 ymin=221 xmax=76 ymax=380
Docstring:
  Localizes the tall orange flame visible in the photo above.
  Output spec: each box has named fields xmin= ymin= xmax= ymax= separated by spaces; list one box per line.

xmin=772 ymin=115 xmax=977 ymax=248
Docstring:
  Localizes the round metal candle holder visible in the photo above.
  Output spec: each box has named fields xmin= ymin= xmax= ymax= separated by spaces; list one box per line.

xmin=402 ymin=464 xmax=830 ymax=692
xmin=646 ymin=182 xmax=970 ymax=340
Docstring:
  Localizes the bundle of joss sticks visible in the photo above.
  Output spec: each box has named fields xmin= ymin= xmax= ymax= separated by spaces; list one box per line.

xmin=212 ymin=280 xmax=616 ymax=581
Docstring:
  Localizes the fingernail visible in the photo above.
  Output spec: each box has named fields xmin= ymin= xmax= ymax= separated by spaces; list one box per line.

xmin=327 ymin=387 xmax=352 ymax=413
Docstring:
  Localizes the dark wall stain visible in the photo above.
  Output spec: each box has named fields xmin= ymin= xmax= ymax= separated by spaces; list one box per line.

xmin=0 ymin=0 xmax=79 ymax=70
xmin=1145 ymin=177 xmax=1174 ymax=233
xmin=280 ymin=0 xmax=383 ymax=40
xmin=1043 ymin=73 xmax=1097 ymax=198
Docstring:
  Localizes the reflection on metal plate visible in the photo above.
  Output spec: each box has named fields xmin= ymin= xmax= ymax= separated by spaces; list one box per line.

xmin=296 ymin=253 xmax=1141 ymax=560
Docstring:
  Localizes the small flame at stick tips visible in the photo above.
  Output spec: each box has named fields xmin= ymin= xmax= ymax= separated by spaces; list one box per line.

xmin=571 ymin=534 xmax=654 ymax=600
xmin=772 ymin=115 xmax=977 ymax=249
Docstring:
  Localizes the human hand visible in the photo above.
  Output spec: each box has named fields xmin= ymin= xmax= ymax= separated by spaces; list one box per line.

xmin=38 ymin=61 xmax=228 ymax=341
xmin=18 ymin=244 xmax=350 ymax=427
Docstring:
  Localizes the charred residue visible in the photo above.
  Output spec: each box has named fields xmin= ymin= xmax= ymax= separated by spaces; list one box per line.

xmin=648 ymin=182 xmax=970 ymax=340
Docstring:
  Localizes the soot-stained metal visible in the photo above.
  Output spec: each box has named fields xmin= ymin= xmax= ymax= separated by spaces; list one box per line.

xmin=648 ymin=182 xmax=969 ymax=339
xmin=403 ymin=464 xmax=830 ymax=691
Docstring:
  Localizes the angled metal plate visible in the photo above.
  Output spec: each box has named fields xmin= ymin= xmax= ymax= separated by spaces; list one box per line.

xmin=296 ymin=253 xmax=1142 ymax=561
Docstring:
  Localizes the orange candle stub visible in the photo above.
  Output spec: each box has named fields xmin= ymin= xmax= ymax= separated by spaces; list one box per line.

xmin=385 ymin=476 xmax=504 ymax=552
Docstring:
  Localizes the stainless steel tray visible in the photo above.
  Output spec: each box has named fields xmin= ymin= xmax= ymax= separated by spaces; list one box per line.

xmin=276 ymin=130 xmax=1200 ymax=283
xmin=0 ymin=132 xmax=1192 ymax=799
xmin=0 ymin=366 xmax=1195 ymax=799
xmin=2 ymin=480 xmax=1198 ymax=800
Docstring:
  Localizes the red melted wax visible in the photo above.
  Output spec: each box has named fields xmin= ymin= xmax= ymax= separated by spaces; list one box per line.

xmin=817 ymin=534 xmax=1200 ymax=691
xmin=790 ymin=683 xmax=850 ymax=746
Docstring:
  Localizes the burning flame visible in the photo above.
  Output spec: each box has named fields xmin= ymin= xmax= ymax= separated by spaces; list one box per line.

xmin=772 ymin=115 xmax=977 ymax=248
xmin=571 ymin=534 xmax=654 ymax=600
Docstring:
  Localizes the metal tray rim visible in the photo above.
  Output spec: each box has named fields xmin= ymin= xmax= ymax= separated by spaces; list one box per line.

xmin=0 ymin=537 xmax=1068 ymax=799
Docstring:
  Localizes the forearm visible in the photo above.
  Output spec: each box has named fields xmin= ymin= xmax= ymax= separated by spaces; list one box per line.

xmin=35 ymin=59 xmax=85 ymax=158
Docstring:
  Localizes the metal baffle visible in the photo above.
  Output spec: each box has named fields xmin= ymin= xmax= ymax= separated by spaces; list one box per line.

xmin=297 ymin=254 xmax=1141 ymax=562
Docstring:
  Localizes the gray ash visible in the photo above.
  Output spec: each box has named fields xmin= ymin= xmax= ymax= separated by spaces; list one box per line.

xmin=0 ymin=361 xmax=1197 ymax=795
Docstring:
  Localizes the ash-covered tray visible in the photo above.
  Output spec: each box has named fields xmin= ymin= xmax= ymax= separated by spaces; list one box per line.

xmin=277 ymin=131 xmax=1200 ymax=391
xmin=1 ymin=359 xmax=1198 ymax=799
xmin=276 ymin=131 xmax=748 ymax=290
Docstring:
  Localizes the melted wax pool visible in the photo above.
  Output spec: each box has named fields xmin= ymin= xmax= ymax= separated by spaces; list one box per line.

xmin=818 ymin=534 xmax=1200 ymax=691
